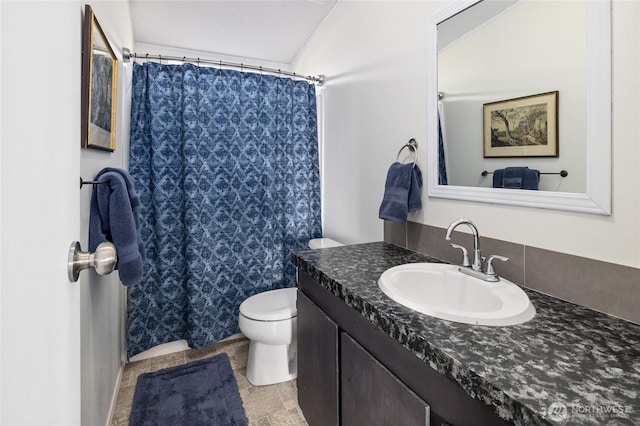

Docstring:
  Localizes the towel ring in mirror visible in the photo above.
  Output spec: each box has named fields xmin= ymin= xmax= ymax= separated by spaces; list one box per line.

xmin=81 ymin=5 xmax=118 ymax=151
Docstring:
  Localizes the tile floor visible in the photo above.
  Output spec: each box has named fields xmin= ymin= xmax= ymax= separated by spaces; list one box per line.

xmin=111 ymin=337 xmax=308 ymax=425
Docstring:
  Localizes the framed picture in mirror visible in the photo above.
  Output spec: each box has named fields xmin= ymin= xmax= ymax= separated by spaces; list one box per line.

xmin=483 ymin=91 xmax=558 ymax=158
xmin=81 ymin=5 xmax=118 ymax=151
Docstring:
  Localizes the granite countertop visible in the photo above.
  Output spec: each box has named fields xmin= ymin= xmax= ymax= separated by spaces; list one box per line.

xmin=292 ymin=242 xmax=640 ymax=426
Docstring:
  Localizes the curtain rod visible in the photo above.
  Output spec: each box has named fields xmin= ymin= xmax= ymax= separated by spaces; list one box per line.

xmin=122 ymin=47 xmax=324 ymax=85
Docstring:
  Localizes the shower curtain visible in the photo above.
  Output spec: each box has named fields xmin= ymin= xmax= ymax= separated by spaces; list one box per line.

xmin=127 ymin=62 xmax=322 ymax=358
xmin=437 ymin=101 xmax=448 ymax=185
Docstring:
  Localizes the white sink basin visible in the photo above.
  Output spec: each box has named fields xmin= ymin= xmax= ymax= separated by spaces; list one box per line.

xmin=378 ymin=263 xmax=535 ymax=326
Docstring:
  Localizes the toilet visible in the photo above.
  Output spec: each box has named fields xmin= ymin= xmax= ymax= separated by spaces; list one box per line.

xmin=238 ymin=237 xmax=343 ymax=386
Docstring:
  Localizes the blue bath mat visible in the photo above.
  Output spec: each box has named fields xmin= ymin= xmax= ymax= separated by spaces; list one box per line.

xmin=129 ymin=352 xmax=248 ymax=426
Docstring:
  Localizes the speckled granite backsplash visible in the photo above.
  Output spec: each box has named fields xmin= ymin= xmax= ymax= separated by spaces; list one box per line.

xmin=292 ymin=242 xmax=640 ymax=426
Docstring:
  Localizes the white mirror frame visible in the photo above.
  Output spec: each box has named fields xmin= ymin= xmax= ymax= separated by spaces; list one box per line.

xmin=426 ymin=0 xmax=611 ymax=215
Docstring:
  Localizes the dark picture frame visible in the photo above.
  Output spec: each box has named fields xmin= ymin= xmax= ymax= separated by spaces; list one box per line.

xmin=81 ymin=5 xmax=118 ymax=151
xmin=483 ymin=91 xmax=558 ymax=158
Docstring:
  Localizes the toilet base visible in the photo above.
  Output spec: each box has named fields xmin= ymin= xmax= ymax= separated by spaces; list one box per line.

xmin=246 ymin=340 xmax=297 ymax=386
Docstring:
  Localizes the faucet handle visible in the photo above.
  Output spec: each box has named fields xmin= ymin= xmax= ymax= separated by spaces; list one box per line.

xmin=450 ymin=244 xmax=471 ymax=267
xmin=485 ymin=255 xmax=509 ymax=276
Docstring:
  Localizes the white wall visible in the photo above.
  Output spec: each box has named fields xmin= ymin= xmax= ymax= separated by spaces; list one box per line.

xmin=293 ymin=0 xmax=640 ymax=268
xmin=294 ymin=1 xmax=435 ymax=245
xmin=0 ymin=3 xmax=4 ymax=419
xmin=0 ymin=1 xmax=133 ymax=425
xmin=79 ymin=2 xmax=134 ymax=426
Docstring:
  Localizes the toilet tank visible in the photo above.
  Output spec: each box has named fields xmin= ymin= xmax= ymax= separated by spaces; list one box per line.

xmin=309 ymin=238 xmax=343 ymax=249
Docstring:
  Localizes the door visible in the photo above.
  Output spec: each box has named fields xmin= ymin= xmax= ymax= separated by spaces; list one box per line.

xmin=1 ymin=2 xmax=82 ymax=424
xmin=341 ymin=333 xmax=430 ymax=426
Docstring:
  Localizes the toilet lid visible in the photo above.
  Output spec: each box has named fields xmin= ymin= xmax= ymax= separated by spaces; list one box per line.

xmin=239 ymin=288 xmax=297 ymax=321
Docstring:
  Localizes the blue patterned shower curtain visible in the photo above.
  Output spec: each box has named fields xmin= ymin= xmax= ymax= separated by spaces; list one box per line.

xmin=438 ymin=115 xmax=448 ymax=185
xmin=127 ymin=62 xmax=322 ymax=358
xmin=437 ymin=102 xmax=448 ymax=185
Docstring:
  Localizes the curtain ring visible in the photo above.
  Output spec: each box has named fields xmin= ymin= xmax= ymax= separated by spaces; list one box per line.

xmin=197 ymin=57 xmax=200 ymax=66
xmin=145 ymin=53 xmax=149 ymax=63
xmin=158 ymin=54 xmax=162 ymax=64
xmin=182 ymin=56 xmax=186 ymax=63
xmin=241 ymin=63 xmax=244 ymax=73
xmin=219 ymin=60 xmax=222 ymax=70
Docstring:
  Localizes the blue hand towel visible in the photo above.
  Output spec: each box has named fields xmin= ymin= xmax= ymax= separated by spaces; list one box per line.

xmin=492 ymin=169 xmax=505 ymax=188
xmin=493 ymin=167 xmax=540 ymax=190
xmin=89 ymin=167 xmax=145 ymax=286
xmin=379 ymin=162 xmax=423 ymax=223
xmin=522 ymin=168 xmax=540 ymax=190
xmin=408 ymin=164 xmax=423 ymax=211
xmin=502 ymin=166 xmax=528 ymax=188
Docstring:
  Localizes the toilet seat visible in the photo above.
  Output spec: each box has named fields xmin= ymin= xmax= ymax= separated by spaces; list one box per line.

xmin=239 ymin=288 xmax=297 ymax=321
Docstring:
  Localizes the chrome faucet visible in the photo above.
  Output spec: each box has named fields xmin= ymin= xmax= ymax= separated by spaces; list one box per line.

xmin=445 ymin=219 xmax=509 ymax=282
xmin=445 ymin=219 xmax=483 ymax=271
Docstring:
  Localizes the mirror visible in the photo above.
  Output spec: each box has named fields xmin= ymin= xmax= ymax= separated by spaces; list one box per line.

xmin=81 ymin=5 xmax=118 ymax=151
xmin=426 ymin=0 xmax=611 ymax=215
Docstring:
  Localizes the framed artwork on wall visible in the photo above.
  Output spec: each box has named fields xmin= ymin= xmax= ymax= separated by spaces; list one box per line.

xmin=81 ymin=5 xmax=118 ymax=151
xmin=483 ymin=91 xmax=558 ymax=158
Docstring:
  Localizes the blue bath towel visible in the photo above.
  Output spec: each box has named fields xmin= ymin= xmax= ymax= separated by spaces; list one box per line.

xmin=379 ymin=162 xmax=423 ymax=223
xmin=493 ymin=167 xmax=540 ymax=190
xmin=89 ymin=167 xmax=145 ymax=286
xmin=492 ymin=169 xmax=505 ymax=188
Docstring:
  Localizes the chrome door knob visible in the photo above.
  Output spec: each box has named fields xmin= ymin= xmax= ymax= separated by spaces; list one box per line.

xmin=67 ymin=241 xmax=117 ymax=282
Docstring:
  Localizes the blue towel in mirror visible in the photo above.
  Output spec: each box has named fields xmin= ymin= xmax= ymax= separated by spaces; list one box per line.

xmin=379 ymin=162 xmax=423 ymax=223
xmin=493 ymin=167 xmax=540 ymax=190
xmin=89 ymin=167 xmax=145 ymax=286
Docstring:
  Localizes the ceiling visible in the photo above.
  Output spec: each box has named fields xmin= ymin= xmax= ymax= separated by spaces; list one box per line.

xmin=129 ymin=0 xmax=339 ymax=65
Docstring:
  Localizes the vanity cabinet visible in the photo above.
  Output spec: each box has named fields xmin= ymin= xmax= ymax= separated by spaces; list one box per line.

xmin=297 ymin=270 xmax=510 ymax=426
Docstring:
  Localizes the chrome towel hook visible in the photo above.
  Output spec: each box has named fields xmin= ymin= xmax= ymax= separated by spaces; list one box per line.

xmin=80 ymin=177 xmax=106 ymax=188
xmin=67 ymin=241 xmax=117 ymax=282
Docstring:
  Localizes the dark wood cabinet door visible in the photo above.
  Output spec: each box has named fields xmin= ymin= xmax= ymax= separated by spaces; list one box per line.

xmin=297 ymin=290 xmax=339 ymax=426
xmin=341 ymin=332 xmax=430 ymax=426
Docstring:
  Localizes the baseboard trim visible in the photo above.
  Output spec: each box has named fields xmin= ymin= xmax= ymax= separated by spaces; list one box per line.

xmin=105 ymin=360 xmax=125 ymax=426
